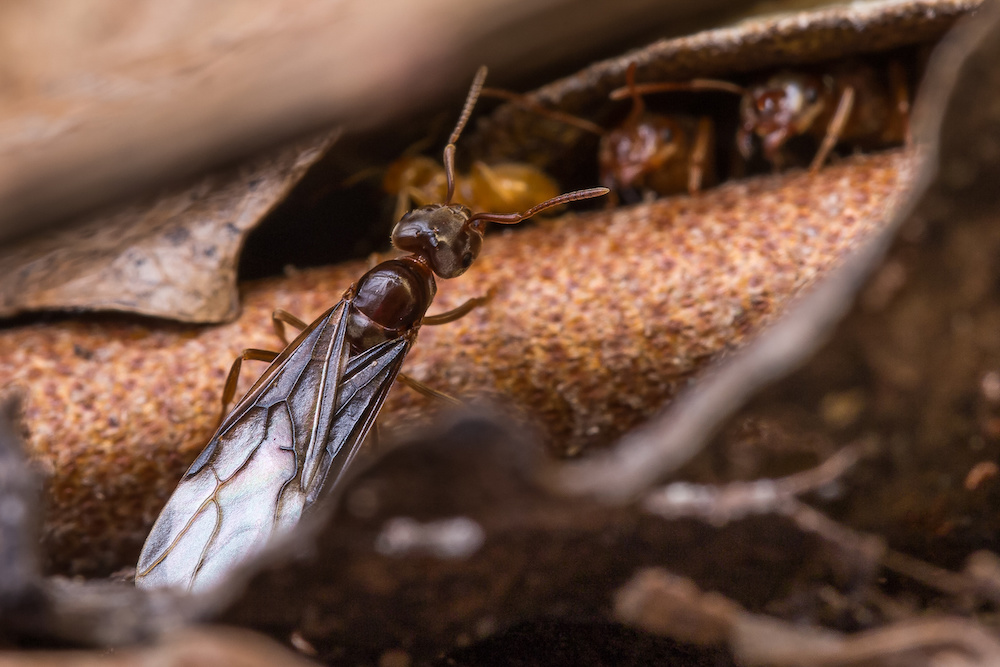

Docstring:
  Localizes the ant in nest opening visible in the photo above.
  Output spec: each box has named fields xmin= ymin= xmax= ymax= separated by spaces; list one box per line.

xmin=612 ymin=58 xmax=911 ymax=174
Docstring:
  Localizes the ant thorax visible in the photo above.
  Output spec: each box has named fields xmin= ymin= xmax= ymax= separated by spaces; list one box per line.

xmin=348 ymin=257 xmax=436 ymax=349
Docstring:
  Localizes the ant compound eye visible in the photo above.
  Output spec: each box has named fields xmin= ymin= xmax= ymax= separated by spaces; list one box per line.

xmin=461 ymin=252 xmax=474 ymax=269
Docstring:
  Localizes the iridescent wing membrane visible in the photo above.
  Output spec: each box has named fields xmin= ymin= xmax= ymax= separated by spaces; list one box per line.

xmin=135 ymin=299 xmax=410 ymax=592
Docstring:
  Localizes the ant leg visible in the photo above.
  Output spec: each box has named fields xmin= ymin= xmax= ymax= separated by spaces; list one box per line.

xmin=470 ymin=162 xmax=504 ymax=210
xmin=395 ymin=184 xmax=439 ymax=222
xmin=397 ymin=373 xmax=461 ymax=405
xmin=609 ymin=78 xmax=746 ymax=101
xmin=687 ymin=117 xmax=713 ymax=194
xmin=272 ymin=308 xmax=308 ymax=345
xmin=219 ymin=349 xmax=280 ymax=423
xmin=393 ymin=187 xmax=413 ymax=224
xmin=339 ymin=166 xmax=382 ymax=188
xmin=423 ymin=289 xmax=496 ymax=326
xmin=403 ymin=290 xmax=501 ymax=405
xmin=887 ymin=60 xmax=911 ymax=145
xmin=810 ymin=86 xmax=855 ymax=173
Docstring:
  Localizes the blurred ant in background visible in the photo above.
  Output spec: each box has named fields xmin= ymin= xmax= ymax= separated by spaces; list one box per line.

xmin=381 ymin=153 xmax=561 ymax=222
xmin=614 ymin=60 xmax=911 ymax=173
xmin=484 ymin=62 xmax=716 ymax=204
xmin=383 ymin=57 xmax=911 ymax=217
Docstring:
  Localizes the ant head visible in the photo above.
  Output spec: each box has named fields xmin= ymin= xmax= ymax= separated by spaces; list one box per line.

xmin=600 ymin=115 xmax=682 ymax=189
xmin=391 ymin=203 xmax=482 ymax=279
xmin=389 ymin=67 xmax=487 ymax=279
xmin=743 ymin=71 xmax=826 ymax=137
xmin=739 ymin=71 xmax=827 ymax=160
xmin=393 ymin=186 xmax=611 ymax=279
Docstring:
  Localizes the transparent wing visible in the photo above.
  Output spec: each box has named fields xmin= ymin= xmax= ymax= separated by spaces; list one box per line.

xmin=137 ymin=301 xmax=357 ymax=591
xmin=304 ymin=333 xmax=410 ymax=505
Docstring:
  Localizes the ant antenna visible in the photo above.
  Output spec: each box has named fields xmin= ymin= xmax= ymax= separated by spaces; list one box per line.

xmin=444 ymin=66 xmax=488 ymax=205
xmin=480 ymin=87 xmax=604 ymax=136
xmin=623 ymin=63 xmax=645 ymax=128
xmin=609 ymin=77 xmax=745 ymax=100
xmin=468 ymin=187 xmax=609 ymax=226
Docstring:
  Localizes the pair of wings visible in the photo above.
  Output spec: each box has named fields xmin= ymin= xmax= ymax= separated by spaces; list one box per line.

xmin=135 ymin=300 xmax=410 ymax=592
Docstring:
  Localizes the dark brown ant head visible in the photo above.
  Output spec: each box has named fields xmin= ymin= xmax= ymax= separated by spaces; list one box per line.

xmin=599 ymin=62 xmax=685 ymax=189
xmin=599 ymin=115 xmax=683 ymax=189
xmin=738 ymin=71 xmax=827 ymax=159
xmin=391 ymin=66 xmax=610 ymax=279
xmin=391 ymin=203 xmax=482 ymax=279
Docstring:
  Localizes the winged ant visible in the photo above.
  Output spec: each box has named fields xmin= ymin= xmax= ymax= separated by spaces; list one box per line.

xmin=135 ymin=67 xmax=608 ymax=592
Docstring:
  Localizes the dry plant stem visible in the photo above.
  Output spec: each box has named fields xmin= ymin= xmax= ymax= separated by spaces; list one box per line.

xmin=964 ymin=551 xmax=1000 ymax=604
xmin=880 ymin=548 xmax=1000 ymax=606
xmin=643 ymin=441 xmax=865 ymax=522
xmin=616 ymin=568 xmax=1000 ymax=667
xmin=643 ymin=442 xmax=864 ymax=522
xmin=734 ymin=616 xmax=1000 ymax=666
xmin=641 ymin=444 xmax=1000 ymax=612
xmin=643 ymin=443 xmax=886 ymax=577
xmin=640 ymin=436 xmax=1000 ymax=622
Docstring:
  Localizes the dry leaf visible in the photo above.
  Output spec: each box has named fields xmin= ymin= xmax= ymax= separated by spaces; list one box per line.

xmin=0 ymin=132 xmax=338 ymax=323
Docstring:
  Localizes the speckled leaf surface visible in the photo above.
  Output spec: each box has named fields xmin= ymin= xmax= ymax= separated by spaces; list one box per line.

xmin=0 ymin=150 xmax=907 ymax=579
